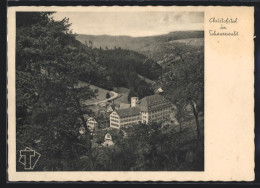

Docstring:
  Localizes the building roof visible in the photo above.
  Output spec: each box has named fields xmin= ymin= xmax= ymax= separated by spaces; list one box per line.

xmin=119 ymin=103 xmax=130 ymax=109
xmin=103 ymin=128 xmax=124 ymax=141
xmin=87 ymin=117 xmax=96 ymax=122
xmin=136 ymin=94 xmax=172 ymax=112
xmin=115 ymin=107 xmax=141 ymax=118
xmin=156 ymin=87 xmax=164 ymax=93
xmin=105 ymin=133 xmax=112 ymax=140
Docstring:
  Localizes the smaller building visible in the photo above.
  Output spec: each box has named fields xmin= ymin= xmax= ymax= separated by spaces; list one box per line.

xmin=102 ymin=133 xmax=114 ymax=147
xmin=155 ymin=87 xmax=163 ymax=93
xmin=104 ymin=133 xmax=112 ymax=141
xmin=87 ymin=117 xmax=98 ymax=131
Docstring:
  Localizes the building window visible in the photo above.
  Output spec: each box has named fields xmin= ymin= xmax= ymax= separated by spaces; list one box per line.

xmin=111 ymin=123 xmax=119 ymax=127
xmin=111 ymin=119 xmax=119 ymax=123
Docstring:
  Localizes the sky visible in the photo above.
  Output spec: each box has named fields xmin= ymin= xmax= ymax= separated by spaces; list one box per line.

xmin=52 ymin=11 xmax=204 ymax=37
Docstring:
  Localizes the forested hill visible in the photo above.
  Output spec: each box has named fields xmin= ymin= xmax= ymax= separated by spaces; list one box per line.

xmin=16 ymin=12 xmax=204 ymax=171
xmin=16 ymin=12 xmax=159 ymax=171
xmin=76 ymin=31 xmax=204 ymax=67
xmin=79 ymin=47 xmax=161 ymax=101
xmin=76 ymin=31 xmax=203 ymax=51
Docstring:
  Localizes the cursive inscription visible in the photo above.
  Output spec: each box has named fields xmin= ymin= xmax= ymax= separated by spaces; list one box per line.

xmin=209 ymin=17 xmax=238 ymax=24
xmin=209 ymin=17 xmax=239 ymax=37
xmin=209 ymin=30 xmax=238 ymax=36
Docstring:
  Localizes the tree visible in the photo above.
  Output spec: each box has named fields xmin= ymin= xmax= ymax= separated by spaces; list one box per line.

xmin=89 ymin=40 xmax=93 ymax=49
xmin=127 ymin=88 xmax=138 ymax=102
xmin=173 ymin=102 xmax=186 ymax=131
xmin=16 ymin=12 xmax=97 ymax=170
xmin=106 ymin=92 xmax=111 ymax=99
xmin=158 ymin=42 xmax=204 ymax=142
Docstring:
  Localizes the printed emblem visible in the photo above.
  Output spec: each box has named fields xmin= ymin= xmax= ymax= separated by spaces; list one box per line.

xmin=19 ymin=147 xmax=41 ymax=170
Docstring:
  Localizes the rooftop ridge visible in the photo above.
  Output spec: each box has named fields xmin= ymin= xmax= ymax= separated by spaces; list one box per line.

xmin=115 ymin=107 xmax=141 ymax=118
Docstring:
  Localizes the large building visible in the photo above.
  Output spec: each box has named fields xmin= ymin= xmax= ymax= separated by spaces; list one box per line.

xmin=110 ymin=107 xmax=141 ymax=129
xmin=137 ymin=94 xmax=173 ymax=124
xmin=110 ymin=94 xmax=173 ymax=129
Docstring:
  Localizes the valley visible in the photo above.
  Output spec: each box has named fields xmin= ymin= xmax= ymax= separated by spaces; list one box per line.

xmin=16 ymin=11 xmax=204 ymax=171
xmin=77 ymin=30 xmax=204 ymax=109
xmin=76 ymin=30 xmax=204 ymax=65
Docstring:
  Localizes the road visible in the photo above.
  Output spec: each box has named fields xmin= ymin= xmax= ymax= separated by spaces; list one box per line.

xmin=85 ymin=91 xmax=119 ymax=106
xmin=76 ymin=81 xmax=120 ymax=106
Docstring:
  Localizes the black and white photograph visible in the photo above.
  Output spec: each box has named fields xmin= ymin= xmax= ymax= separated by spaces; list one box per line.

xmin=15 ymin=10 xmax=204 ymax=171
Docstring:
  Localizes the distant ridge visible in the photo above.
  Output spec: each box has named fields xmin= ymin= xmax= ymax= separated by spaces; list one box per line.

xmin=76 ymin=30 xmax=204 ymax=51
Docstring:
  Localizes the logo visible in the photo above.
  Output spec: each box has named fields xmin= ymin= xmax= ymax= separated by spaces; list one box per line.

xmin=19 ymin=147 xmax=41 ymax=170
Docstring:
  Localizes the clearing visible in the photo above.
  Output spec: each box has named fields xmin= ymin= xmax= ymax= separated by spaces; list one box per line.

xmin=113 ymin=87 xmax=130 ymax=104
xmin=77 ymin=82 xmax=116 ymax=105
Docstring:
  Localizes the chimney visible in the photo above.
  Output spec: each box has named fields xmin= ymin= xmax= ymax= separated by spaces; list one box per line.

xmin=131 ymin=97 xmax=139 ymax=107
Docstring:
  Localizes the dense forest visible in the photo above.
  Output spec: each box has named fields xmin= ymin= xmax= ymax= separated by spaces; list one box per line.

xmin=76 ymin=31 xmax=204 ymax=65
xmin=78 ymin=47 xmax=161 ymax=100
xmin=16 ymin=12 xmax=97 ymax=170
xmin=16 ymin=12 xmax=204 ymax=171
xmin=76 ymin=31 xmax=204 ymax=53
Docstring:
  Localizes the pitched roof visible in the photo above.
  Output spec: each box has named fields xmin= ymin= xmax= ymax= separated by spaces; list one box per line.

xmin=119 ymin=103 xmax=130 ymax=109
xmin=87 ymin=117 xmax=96 ymax=122
xmin=103 ymin=128 xmax=124 ymax=140
xmin=137 ymin=94 xmax=172 ymax=112
xmin=115 ymin=107 xmax=140 ymax=118
xmin=156 ymin=87 xmax=163 ymax=93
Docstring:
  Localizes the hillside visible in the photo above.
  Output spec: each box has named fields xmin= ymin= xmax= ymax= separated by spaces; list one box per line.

xmin=76 ymin=30 xmax=204 ymax=65
xmin=77 ymin=47 xmax=159 ymax=102
xmin=75 ymin=82 xmax=115 ymax=105
xmin=76 ymin=30 xmax=204 ymax=100
xmin=76 ymin=31 xmax=203 ymax=51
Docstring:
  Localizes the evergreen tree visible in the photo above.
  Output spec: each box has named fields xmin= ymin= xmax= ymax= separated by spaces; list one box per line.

xmin=16 ymin=12 xmax=96 ymax=170
xmin=106 ymin=92 xmax=111 ymax=99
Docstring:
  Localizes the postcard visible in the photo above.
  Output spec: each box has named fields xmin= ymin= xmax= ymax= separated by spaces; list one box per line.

xmin=7 ymin=6 xmax=254 ymax=181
